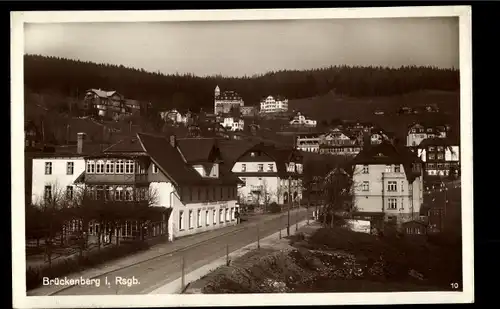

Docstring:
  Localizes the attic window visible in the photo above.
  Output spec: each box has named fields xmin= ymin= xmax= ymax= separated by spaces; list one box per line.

xmin=250 ymin=152 xmax=255 ymax=157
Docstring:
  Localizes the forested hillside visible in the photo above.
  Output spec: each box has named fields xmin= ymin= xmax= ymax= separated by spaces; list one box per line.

xmin=24 ymin=54 xmax=460 ymax=112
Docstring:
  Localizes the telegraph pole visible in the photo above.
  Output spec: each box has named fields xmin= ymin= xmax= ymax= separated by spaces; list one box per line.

xmin=287 ymin=176 xmax=291 ymax=236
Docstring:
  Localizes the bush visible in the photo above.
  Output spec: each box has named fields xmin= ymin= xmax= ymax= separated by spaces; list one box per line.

xmin=269 ymin=202 xmax=281 ymax=214
xmin=26 ymin=241 xmax=150 ymax=290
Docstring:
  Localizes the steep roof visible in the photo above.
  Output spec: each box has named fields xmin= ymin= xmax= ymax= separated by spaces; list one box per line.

xmin=353 ymin=142 xmax=421 ymax=165
xmin=176 ymin=138 xmax=218 ymax=164
xmin=235 ymin=142 xmax=302 ymax=175
xmin=86 ymin=89 xmax=121 ymax=99
xmin=103 ymin=136 xmax=145 ymax=153
xmin=137 ymin=133 xmax=241 ymax=187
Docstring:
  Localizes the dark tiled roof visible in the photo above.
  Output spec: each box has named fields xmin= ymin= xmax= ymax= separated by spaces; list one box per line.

xmin=418 ymin=137 xmax=459 ymax=148
xmin=137 ymin=133 xmax=240 ymax=187
xmin=103 ymin=136 xmax=145 ymax=152
xmin=177 ymin=138 xmax=217 ymax=164
xmin=235 ymin=142 xmax=302 ymax=176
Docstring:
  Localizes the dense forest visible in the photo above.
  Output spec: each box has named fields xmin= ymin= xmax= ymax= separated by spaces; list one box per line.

xmin=24 ymin=54 xmax=460 ymax=112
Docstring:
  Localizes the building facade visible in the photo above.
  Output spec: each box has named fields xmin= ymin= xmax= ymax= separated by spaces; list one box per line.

xmin=221 ymin=116 xmax=245 ymax=132
xmin=406 ymin=122 xmax=448 ymax=147
xmin=417 ymin=137 xmax=460 ymax=179
xmin=83 ymin=89 xmax=128 ymax=119
xmin=260 ymin=95 xmax=289 ymax=113
xmin=319 ymin=128 xmax=361 ymax=156
xmin=214 ymin=85 xmax=244 ymax=115
xmin=231 ymin=143 xmax=303 ymax=206
xmin=240 ymin=106 xmax=258 ymax=117
xmin=289 ymin=112 xmax=317 ymax=127
xmin=81 ymin=133 xmax=241 ymax=241
xmin=160 ymin=109 xmax=188 ymax=125
xmin=352 ymin=142 xmax=424 ymax=224
xmin=295 ymin=133 xmax=321 ymax=153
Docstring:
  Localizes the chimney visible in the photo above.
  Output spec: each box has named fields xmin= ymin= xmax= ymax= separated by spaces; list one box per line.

xmin=170 ymin=135 xmax=176 ymax=148
xmin=77 ymin=132 xmax=86 ymax=154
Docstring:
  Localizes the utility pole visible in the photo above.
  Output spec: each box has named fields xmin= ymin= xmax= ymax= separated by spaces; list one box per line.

xmin=287 ymin=176 xmax=291 ymax=236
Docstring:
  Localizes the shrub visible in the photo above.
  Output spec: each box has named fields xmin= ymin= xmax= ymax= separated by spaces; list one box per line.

xmin=269 ymin=202 xmax=281 ymax=214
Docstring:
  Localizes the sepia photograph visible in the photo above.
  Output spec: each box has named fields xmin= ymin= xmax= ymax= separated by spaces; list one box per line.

xmin=11 ymin=5 xmax=473 ymax=308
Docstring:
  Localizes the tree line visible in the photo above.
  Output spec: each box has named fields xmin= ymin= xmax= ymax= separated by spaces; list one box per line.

xmin=24 ymin=54 xmax=459 ymax=113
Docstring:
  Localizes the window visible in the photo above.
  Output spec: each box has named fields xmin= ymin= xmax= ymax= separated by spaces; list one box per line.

xmin=219 ymin=209 xmax=224 ymax=222
xmin=387 ymin=181 xmax=397 ymax=192
xmin=152 ymin=164 xmax=159 ymax=174
xmin=106 ymin=160 xmax=115 ymax=174
xmin=189 ymin=210 xmax=194 ymax=229
xmin=45 ymin=162 xmax=52 ymax=175
xmin=428 ymin=146 xmax=435 ymax=152
xmin=114 ymin=187 xmax=123 ymax=201
xmin=66 ymin=162 xmax=74 ymax=175
xmin=44 ymin=185 xmax=52 ymax=201
xmin=106 ymin=186 xmax=113 ymax=200
xmin=225 ymin=208 xmax=229 ymax=222
xmin=394 ymin=165 xmax=401 ymax=173
xmin=231 ymin=208 xmax=235 ymax=220
xmin=66 ymin=186 xmax=73 ymax=200
xmin=268 ymin=164 xmax=274 ymax=172
xmin=401 ymin=181 xmax=405 ymax=192
xmin=241 ymin=164 xmax=246 ymax=172
xmin=206 ymin=210 xmax=210 ymax=226
xmin=362 ymin=165 xmax=369 ymax=174
xmin=116 ymin=160 xmax=124 ymax=174
xmin=125 ymin=160 xmax=135 ymax=174
xmin=87 ymin=161 xmax=94 ymax=173
xmin=258 ymin=164 xmax=264 ymax=172
xmin=362 ymin=181 xmax=369 ymax=191
xmin=385 ymin=165 xmax=392 ymax=173
xmin=387 ymin=198 xmax=397 ymax=209
xmin=96 ymin=186 xmax=104 ymax=200
xmin=96 ymin=160 xmax=105 ymax=174
xmin=125 ymin=187 xmax=133 ymax=201
xmin=428 ymin=154 xmax=435 ymax=160
xmin=213 ymin=209 xmax=217 ymax=225
xmin=179 ymin=211 xmax=185 ymax=230
xmin=137 ymin=162 xmax=146 ymax=174
xmin=437 ymin=153 xmax=444 ymax=160
xmin=437 ymin=146 xmax=444 ymax=152
xmin=427 ymin=163 xmax=436 ymax=169
xmin=197 ymin=210 xmax=202 ymax=227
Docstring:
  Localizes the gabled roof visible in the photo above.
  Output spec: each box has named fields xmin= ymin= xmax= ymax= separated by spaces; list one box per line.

xmin=353 ymin=142 xmax=421 ymax=165
xmin=137 ymin=133 xmax=240 ymax=187
xmin=177 ymin=138 xmax=219 ymax=164
xmin=86 ymin=89 xmax=122 ymax=99
xmin=234 ymin=142 xmax=302 ymax=175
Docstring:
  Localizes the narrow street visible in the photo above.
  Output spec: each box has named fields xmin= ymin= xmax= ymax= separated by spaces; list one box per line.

xmin=49 ymin=208 xmax=308 ymax=295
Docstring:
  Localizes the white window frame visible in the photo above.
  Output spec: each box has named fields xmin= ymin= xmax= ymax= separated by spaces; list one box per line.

xmin=268 ymin=164 xmax=274 ymax=172
xmin=213 ymin=209 xmax=217 ymax=225
xmin=66 ymin=162 xmax=74 ymax=175
xmin=258 ymin=164 xmax=264 ymax=172
xmin=385 ymin=165 xmax=392 ymax=173
xmin=197 ymin=209 xmax=202 ymax=227
xmin=106 ymin=160 xmax=115 ymax=174
xmin=219 ymin=209 xmax=224 ymax=223
xmin=45 ymin=162 xmax=52 ymax=175
xmin=362 ymin=165 xmax=369 ymax=174
xmin=86 ymin=160 xmax=95 ymax=173
xmin=125 ymin=160 xmax=135 ymax=174
xmin=106 ymin=186 xmax=113 ymax=200
xmin=189 ymin=210 xmax=194 ymax=229
xmin=96 ymin=160 xmax=105 ymax=174
xmin=225 ymin=208 xmax=229 ymax=222
xmin=115 ymin=187 xmax=123 ymax=201
xmin=394 ymin=165 xmax=401 ymax=173
xmin=387 ymin=198 xmax=397 ymax=209
xmin=116 ymin=160 xmax=124 ymax=174
xmin=206 ymin=210 xmax=210 ymax=226
xmin=152 ymin=163 xmax=159 ymax=174
xmin=241 ymin=164 xmax=246 ymax=172
xmin=387 ymin=181 xmax=397 ymax=192
xmin=125 ymin=187 xmax=134 ymax=201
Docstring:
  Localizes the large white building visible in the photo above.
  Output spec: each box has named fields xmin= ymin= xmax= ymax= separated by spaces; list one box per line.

xmin=260 ymin=95 xmax=288 ymax=113
xmin=416 ymin=137 xmax=460 ymax=178
xmin=352 ymin=142 xmax=424 ymax=224
xmin=214 ymin=85 xmax=244 ymax=115
xmin=31 ymin=133 xmax=88 ymax=205
xmin=231 ymin=143 xmax=303 ymax=206
xmin=295 ymin=133 xmax=321 ymax=153
xmin=81 ymin=133 xmax=242 ymax=241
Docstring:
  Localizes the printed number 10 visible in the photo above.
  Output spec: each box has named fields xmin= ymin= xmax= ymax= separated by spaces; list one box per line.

xmin=450 ymin=283 xmax=459 ymax=289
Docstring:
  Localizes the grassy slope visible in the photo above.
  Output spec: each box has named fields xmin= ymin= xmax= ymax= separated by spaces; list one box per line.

xmin=288 ymin=90 xmax=461 ymax=140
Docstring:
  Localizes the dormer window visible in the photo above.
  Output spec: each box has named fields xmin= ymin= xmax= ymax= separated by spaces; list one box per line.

xmin=241 ymin=164 xmax=246 ymax=172
xmin=258 ymin=164 xmax=264 ymax=172
xmin=250 ymin=152 xmax=255 ymax=157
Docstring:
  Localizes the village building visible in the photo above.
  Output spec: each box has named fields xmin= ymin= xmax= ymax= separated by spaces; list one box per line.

xmin=82 ymin=89 xmax=145 ymax=120
xmin=231 ymin=143 xmax=303 ymax=206
xmin=79 ymin=133 xmax=242 ymax=241
xmin=406 ymin=121 xmax=449 ymax=147
xmin=25 ymin=120 xmax=43 ymax=151
xmin=318 ymin=128 xmax=361 ymax=156
xmin=259 ymin=95 xmax=289 ymax=113
xmin=160 ymin=108 xmax=188 ymax=125
xmin=295 ymin=132 xmax=321 ymax=153
xmin=417 ymin=137 xmax=460 ymax=179
xmin=352 ymin=142 xmax=424 ymax=225
xmin=221 ymin=116 xmax=245 ymax=132
xmin=214 ymin=85 xmax=244 ymax=115
xmin=240 ymin=106 xmax=258 ymax=117
xmin=289 ymin=112 xmax=317 ymax=127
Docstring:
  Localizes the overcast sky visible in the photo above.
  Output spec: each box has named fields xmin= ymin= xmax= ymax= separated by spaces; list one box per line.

xmin=24 ymin=17 xmax=459 ymax=77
